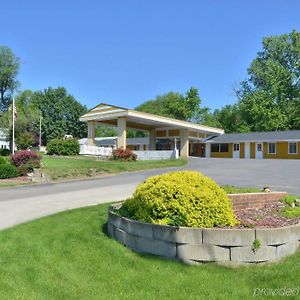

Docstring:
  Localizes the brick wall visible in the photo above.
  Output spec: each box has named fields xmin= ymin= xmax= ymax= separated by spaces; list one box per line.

xmin=228 ymin=192 xmax=287 ymax=210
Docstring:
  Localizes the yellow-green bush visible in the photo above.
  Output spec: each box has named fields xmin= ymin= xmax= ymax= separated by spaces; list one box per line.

xmin=123 ymin=171 xmax=238 ymax=228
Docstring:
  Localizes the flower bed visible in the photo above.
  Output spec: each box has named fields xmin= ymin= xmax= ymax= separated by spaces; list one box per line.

xmin=108 ymin=203 xmax=300 ymax=264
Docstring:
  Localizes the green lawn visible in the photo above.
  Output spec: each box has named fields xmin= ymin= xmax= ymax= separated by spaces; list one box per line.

xmin=0 ymin=204 xmax=299 ymax=299
xmin=222 ymin=185 xmax=261 ymax=194
xmin=42 ymin=156 xmax=187 ymax=180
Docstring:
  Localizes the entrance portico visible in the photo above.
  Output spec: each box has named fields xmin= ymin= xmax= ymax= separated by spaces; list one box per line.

xmin=80 ymin=103 xmax=224 ymax=157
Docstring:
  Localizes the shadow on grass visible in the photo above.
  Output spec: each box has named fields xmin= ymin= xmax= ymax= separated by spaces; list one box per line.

xmin=101 ymin=222 xmax=108 ymax=236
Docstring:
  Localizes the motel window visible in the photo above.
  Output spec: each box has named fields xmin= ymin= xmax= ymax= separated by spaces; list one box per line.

xmin=211 ymin=143 xmax=229 ymax=153
xmin=220 ymin=143 xmax=229 ymax=152
xmin=211 ymin=144 xmax=220 ymax=152
xmin=233 ymin=143 xmax=240 ymax=151
xmin=268 ymin=143 xmax=276 ymax=154
xmin=289 ymin=142 xmax=297 ymax=154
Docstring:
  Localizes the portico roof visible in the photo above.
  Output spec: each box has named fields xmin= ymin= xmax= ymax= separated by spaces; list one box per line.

xmin=80 ymin=103 xmax=224 ymax=135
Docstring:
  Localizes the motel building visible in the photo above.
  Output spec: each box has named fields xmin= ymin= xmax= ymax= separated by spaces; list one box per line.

xmin=80 ymin=103 xmax=300 ymax=160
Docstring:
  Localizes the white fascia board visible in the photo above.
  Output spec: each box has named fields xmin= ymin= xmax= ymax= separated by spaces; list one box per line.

xmin=79 ymin=111 xmax=129 ymax=122
xmin=206 ymin=139 xmax=300 ymax=143
xmin=188 ymin=137 xmax=206 ymax=141
xmin=128 ymin=111 xmax=224 ymax=134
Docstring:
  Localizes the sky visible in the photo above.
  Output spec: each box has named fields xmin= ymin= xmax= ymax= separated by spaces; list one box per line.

xmin=1 ymin=0 xmax=300 ymax=111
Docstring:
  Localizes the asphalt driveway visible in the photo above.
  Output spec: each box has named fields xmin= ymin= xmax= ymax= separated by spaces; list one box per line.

xmin=188 ymin=157 xmax=300 ymax=194
xmin=0 ymin=157 xmax=299 ymax=230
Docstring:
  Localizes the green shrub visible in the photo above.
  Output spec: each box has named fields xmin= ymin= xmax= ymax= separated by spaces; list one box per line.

xmin=281 ymin=207 xmax=300 ymax=218
xmin=123 ymin=171 xmax=238 ymax=228
xmin=281 ymin=195 xmax=298 ymax=207
xmin=0 ymin=148 xmax=11 ymax=156
xmin=0 ymin=164 xmax=19 ymax=179
xmin=47 ymin=139 xmax=80 ymax=156
xmin=0 ymin=156 xmax=9 ymax=165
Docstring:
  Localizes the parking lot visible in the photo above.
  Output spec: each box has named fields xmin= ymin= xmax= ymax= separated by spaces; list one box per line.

xmin=188 ymin=157 xmax=300 ymax=195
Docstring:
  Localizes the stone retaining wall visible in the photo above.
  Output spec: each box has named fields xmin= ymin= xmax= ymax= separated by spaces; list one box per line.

xmin=108 ymin=204 xmax=300 ymax=264
xmin=229 ymin=192 xmax=287 ymax=210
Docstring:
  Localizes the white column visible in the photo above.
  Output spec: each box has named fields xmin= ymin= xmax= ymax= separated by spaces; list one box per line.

xmin=180 ymin=129 xmax=189 ymax=157
xmin=205 ymin=143 xmax=211 ymax=158
xmin=117 ymin=117 xmax=127 ymax=149
xmin=149 ymin=129 xmax=156 ymax=150
xmin=87 ymin=121 xmax=96 ymax=146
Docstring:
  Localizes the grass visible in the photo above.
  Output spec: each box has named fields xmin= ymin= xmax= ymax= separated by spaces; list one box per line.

xmin=280 ymin=195 xmax=300 ymax=218
xmin=282 ymin=206 xmax=300 ymax=218
xmin=0 ymin=204 xmax=299 ymax=300
xmin=222 ymin=185 xmax=261 ymax=194
xmin=42 ymin=156 xmax=187 ymax=180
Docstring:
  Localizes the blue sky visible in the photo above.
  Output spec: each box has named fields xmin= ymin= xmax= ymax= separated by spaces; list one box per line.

xmin=1 ymin=1 xmax=300 ymax=110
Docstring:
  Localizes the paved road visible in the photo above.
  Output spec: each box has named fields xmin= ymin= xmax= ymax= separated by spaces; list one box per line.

xmin=0 ymin=158 xmax=299 ymax=230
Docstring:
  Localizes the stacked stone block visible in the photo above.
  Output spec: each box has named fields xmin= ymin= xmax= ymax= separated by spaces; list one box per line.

xmin=108 ymin=204 xmax=300 ymax=264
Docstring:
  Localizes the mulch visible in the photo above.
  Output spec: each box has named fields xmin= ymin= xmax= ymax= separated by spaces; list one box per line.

xmin=231 ymin=201 xmax=300 ymax=228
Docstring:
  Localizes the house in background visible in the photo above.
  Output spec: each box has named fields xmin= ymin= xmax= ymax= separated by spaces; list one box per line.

xmin=0 ymin=129 xmax=9 ymax=150
xmin=206 ymin=131 xmax=300 ymax=159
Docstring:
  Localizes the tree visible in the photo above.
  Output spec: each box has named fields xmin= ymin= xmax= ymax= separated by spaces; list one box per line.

xmin=236 ymin=30 xmax=300 ymax=131
xmin=95 ymin=124 xmax=117 ymax=137
xmin=136 ymin=87 xmax=208 ymax=122
xmin=31 ymin=87 xmax=87 ymax=144
xmin=0 ymin=90 xmax=41 ymax=149
xmin=212 ymin=104 xmax=250 ymax=133
xmin=0 ymin=46 xmax=20 ymax=111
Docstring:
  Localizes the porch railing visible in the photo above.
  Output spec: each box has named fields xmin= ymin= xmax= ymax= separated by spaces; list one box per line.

xmin=80 ymin=145 xmax=113 ymax=156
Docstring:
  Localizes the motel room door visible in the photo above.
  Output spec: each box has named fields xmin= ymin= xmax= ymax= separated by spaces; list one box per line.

xmin=255 ymin=143 xmax=263 ymax=159
xmin=233 ymin=143 xmax=240 ymax=158
xmin=244 ymin=142 xmax=250 ymax=158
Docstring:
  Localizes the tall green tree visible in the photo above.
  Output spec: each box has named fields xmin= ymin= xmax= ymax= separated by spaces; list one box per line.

xmin=0 ymin=90 xmax=40 ymax=149
xmin=237 ymin=30 xmax=300 ymax=131
xmin=136 ymin=87 xmax=208 ymax=122
xmin=0 ymin=46 xmax=20 ymax=111
xmin=31 ymin=87 xmax=87 ymax=144
xmin=212 ymin=104 xmax=250 ymax=133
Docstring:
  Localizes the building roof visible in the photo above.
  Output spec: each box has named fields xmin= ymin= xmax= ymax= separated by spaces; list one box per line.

xmin=207 ymin=130 xmax=300 ymax=143
xmin=80 ymin=103 xmax=224 ymax=135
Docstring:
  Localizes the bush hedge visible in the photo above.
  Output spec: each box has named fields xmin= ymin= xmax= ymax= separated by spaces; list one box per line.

xmin=11 ymin=150 xmax=41 ymax=175
xmin=0 ymin=164 xmax=19 ymax=179
xmin=123 ymin=171 xmax=238 ymax=228
xmin=0 ymin=148 xmax=10 ymax=156
xmin=112 ymin=148 xmax=137 ymax=161
xmin=47 ymin=139 xmax=80 ymax=156
xmin=0 ymin=157 xmax=9 ymax=165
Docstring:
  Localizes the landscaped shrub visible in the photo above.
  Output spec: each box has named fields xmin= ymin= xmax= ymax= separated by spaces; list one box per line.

xmin=0 ymin=156 xmax=9 ymax=165
xmin=0 ymin=164 xmax=19 ymax=179
xmin=0 ymin=148 xmax=11 ymax=156
xmin=11 ymin=150 xmax=41 ymax=175
xmin=123 ymin=171 xmax=238 ymax=228
xmin=112 ymin=148 xmax=137 ymax=161
xmin=47 ymin=139 xmax=80 ymax=156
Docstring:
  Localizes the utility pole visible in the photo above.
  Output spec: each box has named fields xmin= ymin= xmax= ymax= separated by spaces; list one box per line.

xmin=39 ymin=115 xmax=43 ymax=149
xmin=12 ymin=97 xmax=15 ymax=155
